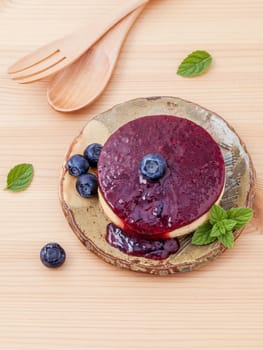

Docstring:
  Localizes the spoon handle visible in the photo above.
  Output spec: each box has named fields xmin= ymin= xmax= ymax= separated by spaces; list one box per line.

xmin=64 ymin=0 xmax=150 ymax=56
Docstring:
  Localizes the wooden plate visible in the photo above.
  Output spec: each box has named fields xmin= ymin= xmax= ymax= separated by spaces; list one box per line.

xmin=59 ymin=97 xmax=255 ymax=275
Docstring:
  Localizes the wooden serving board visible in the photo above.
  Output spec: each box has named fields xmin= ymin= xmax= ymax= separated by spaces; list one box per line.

xmin=0 ymin=0 xmax=263 ymax=349
xmin=60 ymin=96 xmax=255 ymax=274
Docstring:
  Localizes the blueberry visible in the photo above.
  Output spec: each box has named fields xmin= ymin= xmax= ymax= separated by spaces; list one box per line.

xmin=140 ymin=153 xmax=167 ymax=181
xmin=76 ymin=173 xmax=98 ymax=198
xmin=66 ymin=154 xmax=89 ymax=176
xmin=40 ymin=243 xmax=66 ymax=268
xmin=84 ymin=143 xmax=102 ymax=167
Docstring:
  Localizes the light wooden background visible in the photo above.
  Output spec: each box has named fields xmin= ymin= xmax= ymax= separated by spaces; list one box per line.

xmin=1 ymin=0 xmax=263 ymax=349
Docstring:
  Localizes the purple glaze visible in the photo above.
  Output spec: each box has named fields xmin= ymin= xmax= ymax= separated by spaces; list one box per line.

xmin=106 ymin=223 xmax=180 ymax=260
xmin=98 ymin=115 xmax=225 ymax=238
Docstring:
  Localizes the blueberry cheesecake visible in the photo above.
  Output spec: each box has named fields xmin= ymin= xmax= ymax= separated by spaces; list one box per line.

xmin=98 ymin=115 xmax=225 ymax=241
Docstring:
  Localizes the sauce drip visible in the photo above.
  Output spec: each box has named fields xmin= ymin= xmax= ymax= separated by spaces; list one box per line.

xmin=106 ymin=223 xmax=180 ymax=260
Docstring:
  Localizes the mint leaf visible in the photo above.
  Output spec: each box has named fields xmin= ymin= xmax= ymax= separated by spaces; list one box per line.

xmin=6 ymin=163 xmax=34 ymax=192
xmin=221 ymin=219 xmax=237 ymax=232
xmin=211 ymin=221 xmax=226 ymax=237
xmin=177 ymin=50 xmax=212 ymax=77
xmin=218 ymin=231 xmax=234 ymax=248
xmin=210 ymin=204 xmax=227 ymax=225
xmin=192 ymin=222 xmax=217 ymax=245
xmin=227 ymin=208 xmax=253 ymax=229
xmin=210 ymin=219 xmax=236 ymax=237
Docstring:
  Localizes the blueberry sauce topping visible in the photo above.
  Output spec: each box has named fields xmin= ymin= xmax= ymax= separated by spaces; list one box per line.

xmin=66 ymin=154 xmax=89 ymax=177
xmin=40 ymin=243 xmax=66 ymax=268
xmin=106 ymin=223 xmax=180 ymax=260
xmin=140 ymin=153 xmax=167 ymax=181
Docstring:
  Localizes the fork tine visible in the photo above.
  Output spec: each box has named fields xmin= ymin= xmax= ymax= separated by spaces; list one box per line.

xmin=11 ymin=51 xmax=66 ymax=81
xmin=8 ymin=44 xmax=60 ymax=74
xmin=14 ymin=58 xmax=69 ymax=84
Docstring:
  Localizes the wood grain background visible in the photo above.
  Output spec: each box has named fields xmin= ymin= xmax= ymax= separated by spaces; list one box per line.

xmin=0 ymin=0 xmax=263 ymax=349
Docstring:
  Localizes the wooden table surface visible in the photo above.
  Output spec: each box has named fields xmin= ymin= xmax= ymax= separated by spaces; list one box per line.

xmin=1 ymin=0 xmax=263 ymax=349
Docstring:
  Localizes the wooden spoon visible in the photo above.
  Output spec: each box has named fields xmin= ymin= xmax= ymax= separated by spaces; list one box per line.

xmin=47 ymin=5 xmax=146 ymax=112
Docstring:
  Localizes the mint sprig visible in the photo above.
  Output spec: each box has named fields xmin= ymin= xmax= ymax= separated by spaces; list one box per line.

xmin=192 ymin=205 xmax=253 ymax=248
xmin=6 ymin=163 xmax=34 ymax=192
xmin=177 ymin=50 xmax=212 ymax=77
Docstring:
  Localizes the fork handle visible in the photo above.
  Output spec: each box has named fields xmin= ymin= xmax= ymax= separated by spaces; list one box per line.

xmin=64 ymin=0 xmax=150 ymax=57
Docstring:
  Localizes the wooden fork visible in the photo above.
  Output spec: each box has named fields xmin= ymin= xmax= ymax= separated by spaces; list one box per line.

xmin=8 ymin=0 xmax=149 ymax=84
